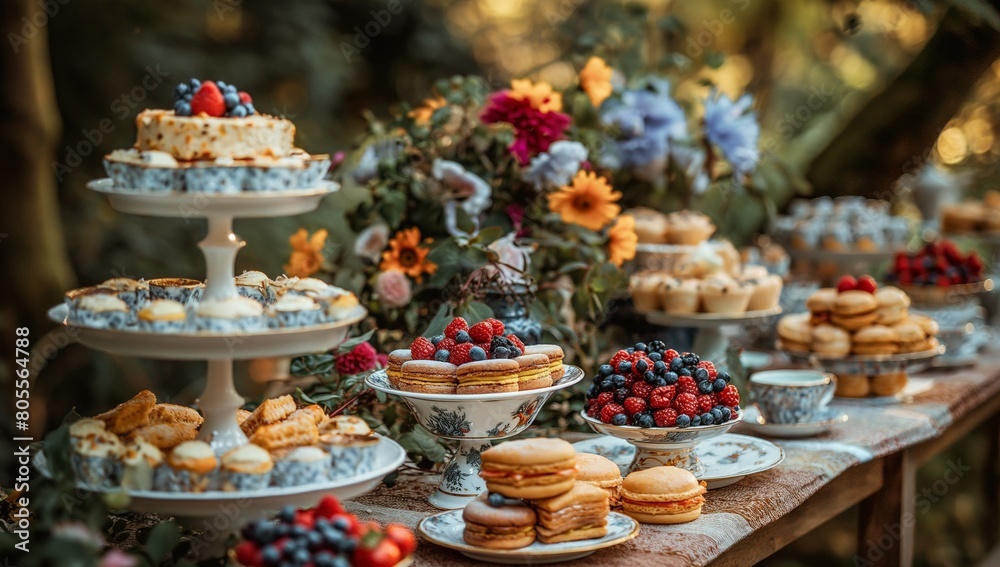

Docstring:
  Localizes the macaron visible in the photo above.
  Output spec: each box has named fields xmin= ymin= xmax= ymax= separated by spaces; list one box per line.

xmin=851 ymin=325 xmax=900 ymax=355
xmin=910 ymin=313 xmax=940 ymax=337
xmin=480 ymin=438 xmax=578 ymax=499
xmin=777 ymin=313 xmax=812 ymax=352
xmin=532 ymin=482 xmax=609 ymax=543
xmin=514 ymin=354 xmax=553 ymax=391
xmin=892 ymin=320 xmax=929 ymax=353
xmin=810 ymin=323 xmax=851 ymax=356
xmin=806 ymin=288 xmax=838 ymax=323
xmin=456 ymin=359 xmax=520 ymax=395
xmin=831 ymin=290 xmax=879 ymax=331
xmin=462 ymin=493 xmax=537 ymax=549
xmin=386 ymin=349 xmax=411 ymax=388
xmin=874 ymin=286 xmax=910 ymax=325
xmin=621 ymin=466 xmax=706 ymax=524
xmin=523 ymin=345 xmax=565 ymax=380
xmin=397 ymin=360 xmax=457 ymax=394
xmin=575 ymin=453 xmax=623 ymax=507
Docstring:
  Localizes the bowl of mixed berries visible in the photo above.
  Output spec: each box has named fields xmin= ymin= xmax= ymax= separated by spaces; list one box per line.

xmin=885 ymin=240 xmax=993 ymax=305
xmin=580 ymin=341 xmax=741 ymax=475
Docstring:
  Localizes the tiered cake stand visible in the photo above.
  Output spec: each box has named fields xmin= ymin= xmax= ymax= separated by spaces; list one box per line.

xmin=644 ymin=308 xmax=782 ymax=365
xmin=44 ymin=180 xmax=405 ymax=556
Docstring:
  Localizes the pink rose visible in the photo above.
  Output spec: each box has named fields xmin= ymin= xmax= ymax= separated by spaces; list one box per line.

xmin=99 ymin=550 xmax=138 ymax=567
xmin=376 ymin=270 xmax=413 ymax=308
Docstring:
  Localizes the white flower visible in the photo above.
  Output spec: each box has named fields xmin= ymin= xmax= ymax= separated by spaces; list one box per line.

xmin=353 ymin=223 xmax=390 ymax=263
xmin=485 ymin=232 xmax=532 ymax=283
xmin=671 ymin=145 xmax=711 ymax=195
xmin=432 ymin=159 xmax=492 ymax=238
xmin=521 ymin=141 xmax=588 ymax=190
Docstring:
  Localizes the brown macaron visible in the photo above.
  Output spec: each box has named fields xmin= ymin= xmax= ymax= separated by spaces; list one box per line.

xmin=851 ymin=325 xmax=900 ymax=355
xmin=575 ymin=453 xmax=623 ymax=507
xmin=514 ymin=354 xmax=554 ymax=391
xmin=532 ymin=482 xmax=609 ymax=544
xmin=621 ymin=466 xmax=706 ymax=524
xmin=386 ymin=349 xmax=411 ymax=389
xmin=874 ymin=286 xmax=910 ymax=325
xmin=831 ymin=290 xmax=879 ymax=331
xmin=397 ymin=360 xmax=457 ymax=394
xmin=523 ymin=345 xmax=565 ymax=380
xmin=811 ymin=323 xmax=852 ymax=356
xmin=462 ymin=493 xmax=537 ymax=549
xmin=777 ymin=313 xmax=813 ymax=352
xmin=806 ymin=288 xmax=838 ymax=323
xmin=892 ymin=320 xmax=929 ymax=353
xmin=456 ymin=359 xmax=519 ymax=395
xmin=481 ymin=438 xmax=578 ymax=499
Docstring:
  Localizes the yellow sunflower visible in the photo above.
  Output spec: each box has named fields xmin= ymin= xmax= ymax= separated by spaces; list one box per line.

xmin=379 ymin=227 xmax=438 ymax=282
xmin=509 ymin=79 xmax=563 ymax=113
xmin=408 ymin=95 xmax=447 ymax=124
xmin=607 ymin=215 xmax=637 ymax=267
xmin=579 ymin=56 xmax=613 ymax=108
xmin=547 ymin=171 xmax=622 ymax=231
xmin=284 ymin=228 xmax=328 ymax=278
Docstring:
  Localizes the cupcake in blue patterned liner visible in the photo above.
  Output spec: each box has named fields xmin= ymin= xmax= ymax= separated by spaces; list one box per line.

xmin=286 ymin=278 xmax=359 ymax=322
xmin=324 ymin=291 xmax=360 ymax=322
xmin=64 ymin=286 xmax=117 ymax=309
xmin=155 ymin=440 xmax=218 ymax=492
xmin=184 ymin=159 xmax=246 ymax=194
xmin=137 ymin=299 xmax=188 ymax=333
xmin=318 ymin=416 xmax=379 ymax=480
xmin=98 ymin=277 xmax=149 ymax=320
xmin=120 ymin=439 xmax=164 ymax=491
xmin=268 ymin=274 xmax=299 ymax=300
xmin=267 ymin=294 xmax=321 ymax=328
xmin=69 ymin=294 xmax=131 ymax=329
xmin=244 ymin=156 xmax=306 ymax=192
xmin=194 ymin=296 xmax=265 ymax=333
xmin=148 ymin=277 xmax=203 ymax=305
xmin=103 ymin=149 xmax=181 ymax=192
xmin=300 ymin=154 xmax=332 ymax=187
xmin=286 ymin=277 xmax=332 ymax=297
xmin=270 ymin=446 xmax=330 ymax=487
xmin=235 ymin=270 xmax=274 ymax=305
xmin=220 ymin=443 xmax=273 ymax=492
xmin=70 ymin=423 xmax=124 ymax=489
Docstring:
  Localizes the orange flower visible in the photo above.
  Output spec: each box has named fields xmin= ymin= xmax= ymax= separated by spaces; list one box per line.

xmin=284 ymin=228 xmax=328 ymax=278
xmin=509 ymin=79 xmax=563 ymax=113
xmin=408 ymin=96 xmax=447 ymax=124
xmin=547 ymin=171 xmax=622 ymax=231
xmin=379 ymin=227 xmax=438 ymax=282
xmin=607 ymin=215 xmax=637 ymax=267
xmin=579 ymin=57 xmax=613 ymax=108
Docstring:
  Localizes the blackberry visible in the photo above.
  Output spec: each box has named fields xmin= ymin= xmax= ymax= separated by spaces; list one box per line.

xmin=678 ymin=367 xmax=692 ymax=377
xmin=614 ymin=388 xmax=629 ymax=403
xmin=611 ymin=374 xmax=627 ymax=388
xmin=617 ymin=361 xmax=632 ymax=375
xmin=697 ymin=380 xmax=713 ymax=394
xmin=694 ymin=368 xmax=709 ymax=381
xmin=713 ymin=378 xmax=726 ymax=392
xmin=634 ymin=342 xmax=647 ymax=352
xmin=653 ymin=360 xmax=667 ymax=374
xmin=676 ymin=414 xmax=691 ymax=428
xmin=600 ymin=378 xmax=614 ymax=392
xmin=611 ymin=413 xmax=628 ymax=426
xmin=719 ymin=371 xmax=732 ymax=383
xmin=669 ymin=357 xmax=684 ymax=372
xmin=700 ymin=412 xmax=715 ymax=426
xmin=493 ymin=346 xmax=511 ymax=359
xmin=490 ymin=336 xmax=514 ymax=352
xmin=691 ymin=415 xmax=702 ymax=427
xmin=664 ymin=371 xmax=678 ymax=385
xmin=643 ymin=370 xmax=657 ymax=384
xmin=648 ymin=352 xmax=663 ymax=362
xmin=711 ymin=408 xmax=723 ymax=422
xmin=598 ymin=364 xmax=614 ymax=377
xmin=635 ymin=413 xmax=655 ymax=428
xmin=721 ymin=407 xmax=732 ymax=421
xmin=647 ymin=340 xmax=666 ymax=354
xmin=683 ymin=356 xmax=698 ymax=368
xmin=635 ymin=359 xmax=649 ymax=374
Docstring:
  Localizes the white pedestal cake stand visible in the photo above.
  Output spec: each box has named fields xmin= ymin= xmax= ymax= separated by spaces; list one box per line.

xmin=644 ymin=307 xmax=782 ymax=365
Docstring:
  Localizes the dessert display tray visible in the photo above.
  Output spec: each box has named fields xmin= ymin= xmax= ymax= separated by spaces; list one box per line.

xmin=88 ymin=178 xmax=339 ymax=218
xmin=776 ymin=342 xmax=945 ymax=376
xmin=645 ymin=306 xmax=782 ymax=328
xmin=418 ymin=510 xmax=639 ymax=565
xmin=48 ymin=303 xmax=367 ymax=360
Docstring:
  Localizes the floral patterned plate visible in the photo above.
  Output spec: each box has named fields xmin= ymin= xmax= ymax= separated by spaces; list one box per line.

xmin=574 ymin=433 xmax=784 ymax=489
xmin=417 ymin=510 xmax=639 ymax=564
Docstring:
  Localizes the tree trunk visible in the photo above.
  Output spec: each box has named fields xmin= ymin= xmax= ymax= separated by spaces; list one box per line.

xmin=0 ymin=0 xmax=74 ymax=334
xmin=806 ymin=7 xmax=1000 ymax=197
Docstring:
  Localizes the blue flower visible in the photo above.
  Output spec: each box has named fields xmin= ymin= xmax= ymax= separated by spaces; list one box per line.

xmin=703 ymin=91 xmax=760 ymax=183
xmin=600 ymin=81 xmax=688 ymax=181
xmin=521 ymin=141 xmax=588 ymax=190
xmin=432 ymin=159 xmax=492 ymax=238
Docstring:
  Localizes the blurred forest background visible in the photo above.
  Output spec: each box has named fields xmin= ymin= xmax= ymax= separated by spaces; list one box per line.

xmin=2 ymin=0 xmax=1000 ymax=565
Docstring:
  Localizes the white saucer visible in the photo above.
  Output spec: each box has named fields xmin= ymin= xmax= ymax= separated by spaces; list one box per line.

xmin=573 ymin=433 xmax=784 ymax=489
xmin=741 ymin=405 xmax=848 ymax=438
xmin=418 ymin=510 xmax=639 ymax=564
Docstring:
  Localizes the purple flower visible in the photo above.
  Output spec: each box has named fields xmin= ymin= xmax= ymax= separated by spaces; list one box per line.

xmin=521 ymin=141 xmax=588 ymax=191
xmin=703 ymin=91 xmax=760 ymax=183
xmin=601 ymin=81 xmax=688 ymax=180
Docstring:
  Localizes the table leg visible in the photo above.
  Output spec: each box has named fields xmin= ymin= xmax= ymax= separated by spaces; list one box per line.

xmin=986 ymin=413 xmax=1000 ymax=541
xmin=857 ymin=452 xmax=916 ymax=567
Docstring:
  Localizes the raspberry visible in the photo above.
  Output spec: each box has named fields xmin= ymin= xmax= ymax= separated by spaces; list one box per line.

xmin=608 ymin=350 xmax=631 ymax=370
xmin=663 ymin=349 xmax=679 ymax=364
xmin=475 ymin=342 xmax=491 ymax=354
xmin=719 ymin=385 xmax=740 ymax=407
xmin=437 ymin=338 xmax=457 ymax=352
xmin=600 ymin=403 xmax=625 ymax=424
xmin=630 ymin=381 xmax=653 ymax=399
xmin=449 ymin=343 xmax=474 ymax=365
xmin=653 ymin=408 xmax=678 ymax=427
xmin=410 ymin=337 xmax=435 ymax=360
xmin=623 ymin=375 xmax=635 ymax=388
xmin=676 ymin=375 xmax=698 ymax=397
xmin=468 ymin=322 xmax=494 ymax=343
xmin=595 ymin=391 xmax=614 ymax=406
xmin=506 ymin=334 xmax=525 ymax=351
xmin=586 ymin=402 xmax=600 ymax=418
xmin=697 ymin=394 xmax=714 ymax=413
xmin=485 ymin=318 xmax=505 ymax=336
xmin=673 ymin=393 xmax=698 ymax=417
xmin=444 ymin=317 xmax=469 ymax=339
xmin=649 ymin=385 xmax=676 ymax=408
xmin=696 ymin=361 xmax=717 ymax=379
xmin=623 ymin=397 xmax=647 ymax=416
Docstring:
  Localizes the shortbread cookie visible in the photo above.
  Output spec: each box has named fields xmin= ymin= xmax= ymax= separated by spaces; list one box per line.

xmin=236 ymin=409 xmax=253 ymax=425
xmin=130 ymin=422 xmax=199 ymax=450
xmin=148 ymin=403 xmax=203 ymax=427
xmin=250 ymin=419 xmax=320 ymax=451
xmin=240 ymin=395 xmax=296 ymax=436
xmin=286 ymin=404 xmax=325 ymax=425
xmin=95 ymin=390 xmax=157 ymax=434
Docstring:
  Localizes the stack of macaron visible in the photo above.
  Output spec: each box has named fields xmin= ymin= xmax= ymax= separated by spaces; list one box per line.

xmin=385 ymin=317 xmax=565 ymax=395
xmin=463 ymin=438 xmax=612 ymax=548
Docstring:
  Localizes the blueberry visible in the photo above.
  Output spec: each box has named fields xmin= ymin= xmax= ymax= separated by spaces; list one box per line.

xmin=617 ymin=361 xmax=632 ymax=374
xmin=292 ymin=547 xmax=311 ymax=565
xmin=332 ymin=557 xmax=350 ymax=567
xmin=694 ymin=368 xmax=709 ymax=381
xmin=721 ymin=407 xmax=732 ymax=420
xmin=643 ymin=370 xmax=657 ymax=383
xmin=307 ymin=530 xmax=324 ymax=551
xmin=676 ymin=415 xmax=691 ymax=428
xmin=678 ymin=367 xmax=692 ymax=377
xmin=217 ymin=80 xmax=228 ymax=90
xmin=653 ymin=377 xmax=667 ymax=387
xmin=653 ymin=360 xmax=667 ymax=374
xmin=173 ymin=83 xmax=189 ymax=99
xmin=664 ymin=371 xmax=678 ymax=385
xmin=435 ymin=349 xmax=450 ymax=362
xmin=626 ymin=347 xmax=635 ymax=354
xmin=614 ymin=388 xmax=629 ymax=403
xmin=611 ymin=374 xmax=627 ymax=388
xmin=648 ymin=352 xmax=662 ymax=362
xmin=290 ymin=525 xmax=308 ymax=539
xmin=493 ymin=346 xmax=510 ymax=359
xmin=636 ymin=414 xmax=655 ymax=428
xmin=469 ymin=346 xmax=487 ymax=361
xmin=611 ymin=413 xmax=628 ymax=426
xmin=700 ymin=412 xmax=715 ymax=426
xmin=224 ymin=91 xmax=241 ymax=109
xmin=225 ymin=84 xmax=238 ymax=93
xmin=635 ymin=359 xmax=648 ymax=373
xmin=256 ymin=523 xmax=276 ymax=544
xmin=600 ymin=379 xmax=614 ymax=392
xmin=332 ymin=517 xmax=351 ymax=532
xmin=713 ymin=378 xmax=726 ymax=392
xmin=698 ymin=380 xmax=713 ymax=394
xmin=634 ymin=342 xmax=647 ymax=352
xmin=456 ymin=330 xmax=471 ymax=343
xmin=189 ymin=78 xmax=201 ymax=89
xmin=670 ymin=357 xmax=684 ymax=372
xmin=183 ymin=92 xmax=193 ymax=102
xmin=173 ymin=100 xmax=192 ymax=116
xmin=340 ymin=538 xmax=357 ymax=554
xmin=314 ymin=552 xmax=337 ymax=567
xmin=241 ymin=522 xmax=257 ymax=540
xmin=431 ymin=334 xmax=444 ymax=345
xmin=262 ymin=546 xmax=282 ymax=567
xmin=719 ymin=371 xmax=731 ymax=383
xmin=279 ymin=505 xmax=296 ymax=523
xmin=691 ymin=415 xmax=702 ymax=427
xmin=586 ymin=384 xmax=597 ymax=398
xmin=321 ymin=527 xmax=344 ymax=549
xmin=245 ymin=102 xmax=256 ymax=115
xmin=488 ymin=493 xmax=505 ymax=507
xmin=598 ymin=364 xmax=614 ymax=377
xmin=510 ymin=347 xmax=522 ymax=357
xmin=711 ymin=408 xmax=723 ymax=422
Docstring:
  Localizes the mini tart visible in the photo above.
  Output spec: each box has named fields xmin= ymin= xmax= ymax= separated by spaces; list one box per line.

xmin=398 ymin=360 xmax=457 ymax=394
xmin=480 ymin=438 xmax=578 ymax=500
xmin=514 ymin=354 xmax=553 ymax=391
xmin=621 ymin=466 xmax=706 ymax=524
xmin=664 ymin=210 xmax=715 ymax=245
xmin=522 ymin=344 xmax=565 ymax=380
xmin=851 ymin=325 xmax=901 ymax=355
xmin=73 ymin=429 xmax=125 ymax=459
xmin=71 ymin=430 xmax=125 ymax=488
xmin=167 ymin=440 xmax=218 ymax=474
xmin=72 ymin=293 xmax=130 ymax=329
xmin=386 ymin=349 xmax=412 ymax=388
xmin=462 ymin=493 xmax=537 ymax=549
xmin=69 ymin=418 xmax=107 ymax=439
xmin=268 ymin=275 xmax=300 ymax=298
xmin=221 ymin=443 xmax=273 ymax=475
xmin=457 ymin=359 xmax=520 ymax=395
xmin=532 ymin=482 xmax=610 ymax=544
xmin=77 ymin=293 xmax=130 ymax=314
xmin=137 ymin=299 xmax=188 ymax=332
xmin=270 ymin=446 xmax=330 ymax=487
xmin=319 ymin=416 xmax=380 ymax=479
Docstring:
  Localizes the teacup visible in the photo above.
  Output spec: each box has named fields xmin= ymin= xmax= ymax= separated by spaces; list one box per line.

xmin=749 ymin=370 xmax=836 ymax=424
